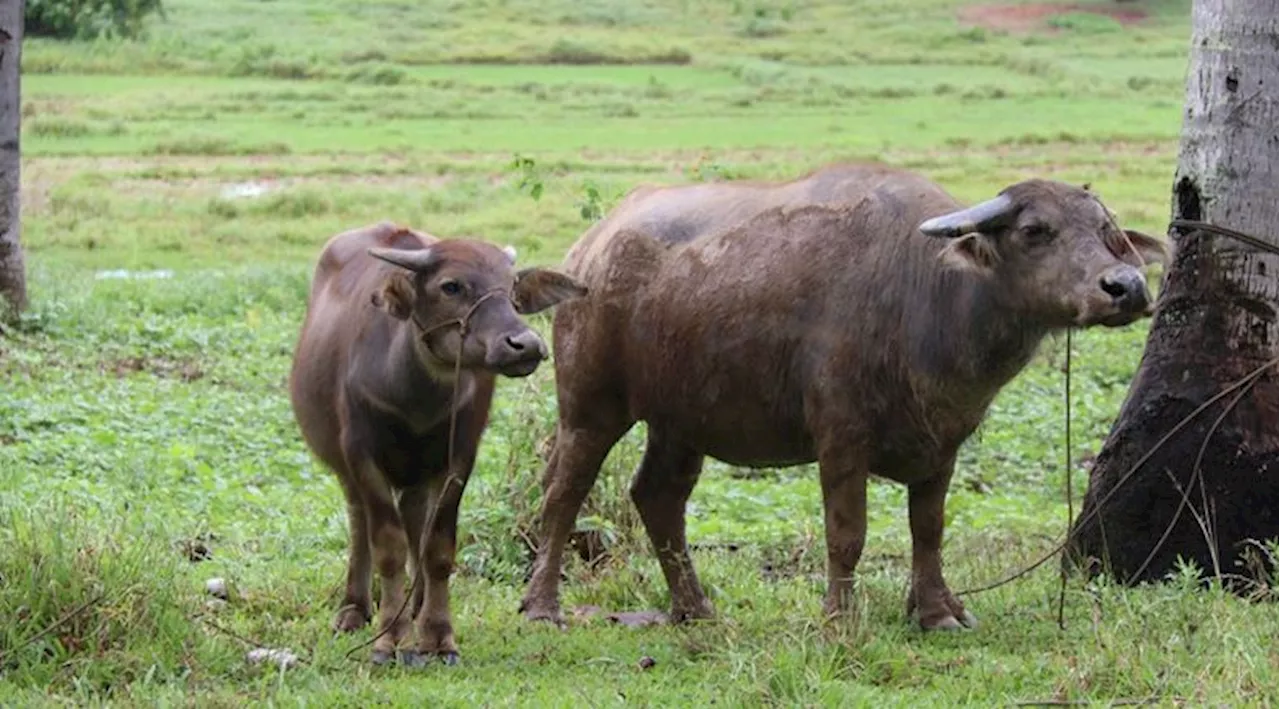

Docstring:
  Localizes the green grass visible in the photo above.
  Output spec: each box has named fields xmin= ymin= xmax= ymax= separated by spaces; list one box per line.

xmin=3 ymin=0 xmax=1277 ymax=706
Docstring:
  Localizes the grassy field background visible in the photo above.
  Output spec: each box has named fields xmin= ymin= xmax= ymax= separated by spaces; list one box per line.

xmin=2 ymin=0 xmax=1277 ymax=706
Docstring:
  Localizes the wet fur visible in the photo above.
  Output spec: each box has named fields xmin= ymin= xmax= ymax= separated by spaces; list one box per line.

xmin=522 ymin=163 xmax=1162 ymax=630
xmin=289 ymin=221 xmax=584 ymax=662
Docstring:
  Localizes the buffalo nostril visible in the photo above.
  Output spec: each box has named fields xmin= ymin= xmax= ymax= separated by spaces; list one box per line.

xmin=505 ymin=335 xmax=526 ymax=351
xmin=1099 ymin=269 xmax=1150 ymax=311
xmin=1100 ymin=276 xmax=1129 ymax=299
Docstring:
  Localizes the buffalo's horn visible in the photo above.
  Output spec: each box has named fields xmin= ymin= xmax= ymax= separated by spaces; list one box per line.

xmin=368 ymin=246 xmax=437 ymax=271
xmin=917 ymin=194 xmax=1016 ymax=238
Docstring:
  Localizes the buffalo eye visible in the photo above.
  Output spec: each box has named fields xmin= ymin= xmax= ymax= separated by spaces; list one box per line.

xmin=1022 ymin=223 xmax=1055 ymax=244
xmin=440 ymin=280 xmax=463 ymax=297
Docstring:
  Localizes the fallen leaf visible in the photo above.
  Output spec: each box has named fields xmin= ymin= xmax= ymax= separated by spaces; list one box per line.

xmin=246 ymin=647 xmax=300 ymax=669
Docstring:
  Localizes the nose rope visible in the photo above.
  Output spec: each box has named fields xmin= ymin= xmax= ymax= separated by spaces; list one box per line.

xmin=410 ymin=287 xmax=511 ymax=354
xmin=345 ymin=285 xmax=512 ymax=663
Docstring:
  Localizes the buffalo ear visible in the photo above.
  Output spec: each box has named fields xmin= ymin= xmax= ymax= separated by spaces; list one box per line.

xmin=1123 ymin=229 xmax=1169 ymax=267
xmin=939 ymin=234 xmax=1001 ymax=274
xmin=371 ymin=272 xmax=414 ymax=320
xmin=513 ymin=268 xmax=587 ymax=314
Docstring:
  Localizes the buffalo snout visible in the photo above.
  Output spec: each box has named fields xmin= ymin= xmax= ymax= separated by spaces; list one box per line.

xmin=487 ymin=328 xmax=548 ymax=377
xmin=1100 ymin=266 xmax=1151 ymax=311
xmin=1090 ymin=265 xmax=1154 ymax=326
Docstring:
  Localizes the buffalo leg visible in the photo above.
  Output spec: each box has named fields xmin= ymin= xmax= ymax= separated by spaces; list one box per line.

xmin=350 ymin=461 xmax=411 ymax=664
xmin=414 ymin=472 xmax=469 ymax=664
xmin=334 ymin=480 xmax=373 ymax=633
xmin=398 ymin=483 xmax=430 ymax=624
xmin=630 ymin=430 xmax=713 ymax=622
xmin=905 ymin=468 xmax=975 ymax=630
xmin=520 ymin=422 xmax=628 ymax=624
xmin=818 ymin=453 xmax=869 ymax=617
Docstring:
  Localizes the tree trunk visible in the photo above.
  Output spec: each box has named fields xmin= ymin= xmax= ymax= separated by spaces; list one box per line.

xmin=1068 ymin=0 xmax=1278 ymax=588
xmin=0 ymin=0 xmax=25 ymax=318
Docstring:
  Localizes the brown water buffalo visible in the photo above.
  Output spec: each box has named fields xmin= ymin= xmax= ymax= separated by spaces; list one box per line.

xmin=290 ymin=222 xmax=585 ymax=665
xmin=519 ymin=163 xmax=1165 ymax=630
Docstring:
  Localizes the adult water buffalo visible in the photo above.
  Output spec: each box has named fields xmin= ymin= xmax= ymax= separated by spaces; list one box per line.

xmin=290 ymin=222 xmax=585 ymax=665
xmin=519 ymin=163 xmax=1165 ymax=630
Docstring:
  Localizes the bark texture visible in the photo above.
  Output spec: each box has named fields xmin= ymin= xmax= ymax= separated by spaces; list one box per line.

xmin=0 ymin=0 xmax=25 ymax=317
xmin=1068 ymin=0 xmax=1278 ymax=586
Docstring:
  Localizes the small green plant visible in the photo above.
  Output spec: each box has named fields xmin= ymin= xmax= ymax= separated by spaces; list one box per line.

xmin=1239 ymin=538 xmax=1279 ymax=600
xmin=508 ymin=155 xmax=545 ymax=201
xmin=577 ymin=182 xmax=604 ymax=222
xmin=25 ymin=0 xmax=165 ymax=40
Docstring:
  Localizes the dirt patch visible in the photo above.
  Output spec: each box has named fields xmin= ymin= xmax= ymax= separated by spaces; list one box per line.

xmin=959 ymin=3 xmax=1147 ymax=33
xmin=105 ymin=356 xmax=205 ymax=382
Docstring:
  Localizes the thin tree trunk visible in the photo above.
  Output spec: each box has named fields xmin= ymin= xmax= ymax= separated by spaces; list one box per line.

xmin=0 ymin=0 xmax=25 ymax=318
xmin=1068 ymin=0 xmax=1278 ymax=587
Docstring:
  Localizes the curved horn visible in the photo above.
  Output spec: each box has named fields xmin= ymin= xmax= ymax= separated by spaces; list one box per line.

xmin=918 ymin=194 xmax=1017 ymax=239
xmin=367 ymin=246 xmax=437 ymax=271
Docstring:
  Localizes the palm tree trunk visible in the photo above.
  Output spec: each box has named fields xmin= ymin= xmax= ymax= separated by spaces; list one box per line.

xmin=0 ymin=0 xmax=26 ymax=319
xmin=1067 ymin=0 xmax=1278 ymax=588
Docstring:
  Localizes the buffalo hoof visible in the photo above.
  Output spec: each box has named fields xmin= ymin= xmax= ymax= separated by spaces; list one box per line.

xmin=671 ymin=601 xmax=716 ymax=624
xmin=437 ymin=651 xmax=461 ymax=666
xmin=371 ymin=650 xmax=456 ymax=668
xmin=397 ymin=650 xmax=428 ymax=668
xmin=519 ymin=601 xmax=566 ymax=628
xmin=333 ymin=604 xmax=370 ymax=633
xmin=916 ymin=609 xmax=979 ymax=631
xmin=397 ymin=650 xmax=460 ymax=667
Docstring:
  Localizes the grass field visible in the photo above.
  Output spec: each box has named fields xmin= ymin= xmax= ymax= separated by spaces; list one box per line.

xmin=2 ymin=0 xmax=1277 ymax=706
